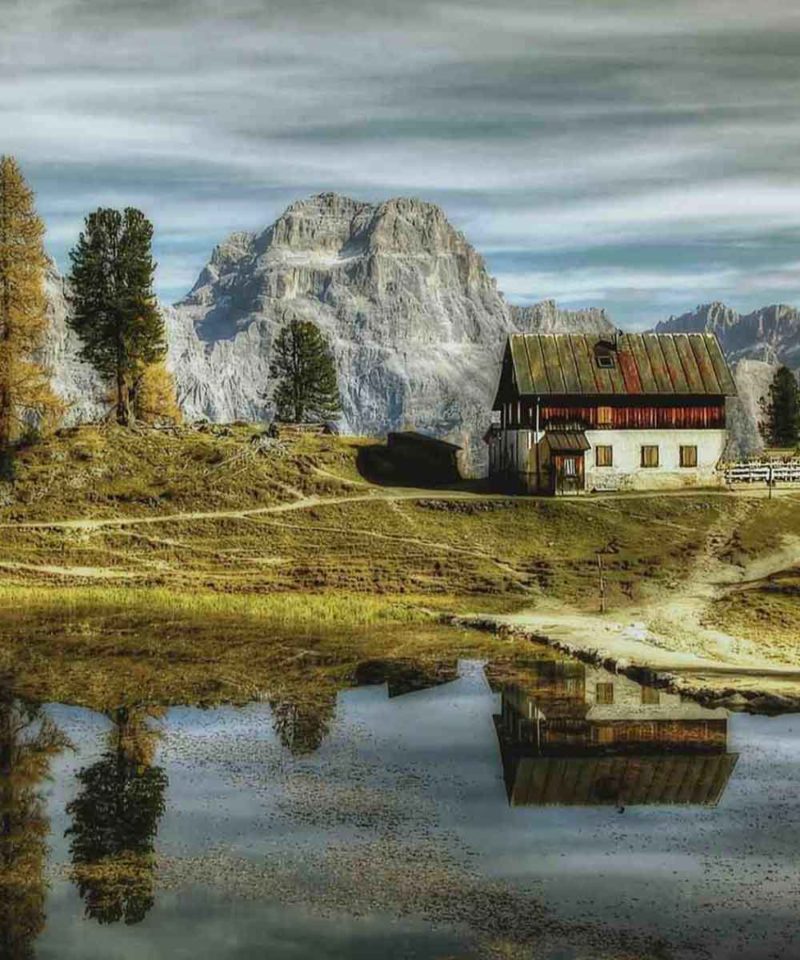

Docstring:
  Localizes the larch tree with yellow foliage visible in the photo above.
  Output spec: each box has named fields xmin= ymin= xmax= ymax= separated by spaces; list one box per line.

xmin=133 ymin=361 xmax=182 ymax=424
xmin=0 ymin=157 xmax=60 ymax=476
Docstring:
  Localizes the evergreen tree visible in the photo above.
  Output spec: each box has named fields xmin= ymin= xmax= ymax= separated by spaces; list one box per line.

xmin=761 ymin=366 xmax=800 ymax=448
xmin=0 ymin=157 xmax=60 ymax=474
xmin=66 ymin=706 xmax=167 ymax=925
xmin=68 ymin=208 xmax=165 ymax=426
xmin=268 ymin=319 xmax=341 ymax=423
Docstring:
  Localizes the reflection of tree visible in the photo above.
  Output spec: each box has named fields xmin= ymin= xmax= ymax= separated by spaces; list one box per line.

xmin=0 ymin=680 xmax=68 ymax=960
xmin=66 ymin=706 xmax=167 ymax=925
xmin=270 ymin=694 xmax=337 ymax=756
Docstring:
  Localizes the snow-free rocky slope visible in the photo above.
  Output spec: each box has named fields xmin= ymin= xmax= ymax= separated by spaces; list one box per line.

xmin=656 ymin=303 xmax=800 ymax=454
xmin=162 ymin=193 xmax=613 ymax=469
xmin=656 ymin=302 xmax=800 ymax=370
xmin=48 ymin=193 xmax=611 ymax=467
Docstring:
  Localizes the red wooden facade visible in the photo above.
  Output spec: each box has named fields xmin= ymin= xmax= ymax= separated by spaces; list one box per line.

xmin=497 ymin=397 xmax=726 ymax=431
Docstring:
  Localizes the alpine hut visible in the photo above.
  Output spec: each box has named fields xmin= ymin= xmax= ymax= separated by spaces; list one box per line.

xmin=486 ymin=332 xmax=737 ymax=494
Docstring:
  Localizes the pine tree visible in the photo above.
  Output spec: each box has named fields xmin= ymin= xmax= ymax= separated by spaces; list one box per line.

xmin=66 ymin=707 xmax=167 ymax=925
xmin=268 ymin=319 xmax=341 ymax=423
xmin=68 ymin=208 xmax=165 ymax=426
xmin=761 ymin=366 xmax=800 ymax=448
xmin=0 ymin=157 xmax=60 ymax=474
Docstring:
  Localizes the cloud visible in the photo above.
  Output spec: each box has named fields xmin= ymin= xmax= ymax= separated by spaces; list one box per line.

xmin=3 ymin=0 xmax=800 ymax=322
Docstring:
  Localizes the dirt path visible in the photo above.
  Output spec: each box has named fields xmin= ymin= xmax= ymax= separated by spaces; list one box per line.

xmin=2 ymin=484 xmax=799 ymax=533
xmin=459 ymin=498 xmax=800 ymax=699
xmin=0 ymin=560 xmax=141 ymax=579
xmin=0 ymin=488 xmax=483 ymax=531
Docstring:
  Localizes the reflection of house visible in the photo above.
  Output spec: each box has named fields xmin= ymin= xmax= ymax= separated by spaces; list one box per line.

xmin=493 ymin=660 xmax=738 ymax=806
xmin=486 ymin=333 xmax=736 ymax=494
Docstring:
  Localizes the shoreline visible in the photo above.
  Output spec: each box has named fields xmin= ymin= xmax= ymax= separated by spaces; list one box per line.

xmin=449 ymin=612 xmax=800 ymax=715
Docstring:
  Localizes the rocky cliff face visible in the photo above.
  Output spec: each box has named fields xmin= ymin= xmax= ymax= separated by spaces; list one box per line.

xmin=510 ymin=300 xmax=614 ymax=335
xmin=38 ymin=264 xmax=106 ymax=425
xmin=167 ymin=193 xmax=515 ymax=466
xmin=727 ymin=359 xmax=776 ymax=457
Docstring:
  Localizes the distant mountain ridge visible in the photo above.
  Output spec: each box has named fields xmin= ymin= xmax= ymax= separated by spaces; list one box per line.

xmin=655 ymin=301 xmax=800 ymax=455
xmin=655 ymin=301 xmax=800 ymax=370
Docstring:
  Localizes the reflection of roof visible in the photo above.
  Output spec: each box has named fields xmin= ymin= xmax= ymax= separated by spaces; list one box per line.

xmin=508 ymin=333 xmax=737 ymax=397
xmin=546 ymin=430 xmax=591 ymax=453
xmin=506 ymin=754 xmax=738 ymax=806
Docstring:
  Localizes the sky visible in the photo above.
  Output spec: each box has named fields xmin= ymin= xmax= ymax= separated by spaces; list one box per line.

xmin=4 ymin=0 xmax=800 ymax=329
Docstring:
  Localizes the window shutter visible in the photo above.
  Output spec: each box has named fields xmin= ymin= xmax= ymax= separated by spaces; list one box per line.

xmin=640 ymin=445 xmax=659 ymax=468
xmin=595 ymin=445 xmax=613 ymax=467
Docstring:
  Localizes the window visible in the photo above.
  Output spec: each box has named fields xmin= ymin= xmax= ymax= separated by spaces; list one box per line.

xmin=641 ymin=445 xmax=659 ymax=468
xmin=596 ymin=353 xmax=615 ymax=369
xmin=562 ymin=457 xmax=577 ymax=476
xmin=595 ymin=445 xmax=613 ymax=467
xmin=596 ymin=682 xmax=615 ymax=705
xmin=597 ymin=405 xmax=613 ymax=428
xmin=641 ymin=686 xmax=661 ymax=705
xmin=680 ymin=445 xmax=698 ymax=468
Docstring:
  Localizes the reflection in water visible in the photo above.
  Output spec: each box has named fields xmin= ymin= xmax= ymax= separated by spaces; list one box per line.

xmin=65 ymin=706 xmax=167 ymax=925
xmin=492 ymin=660 xmax=738 ymax=806
xmin=0 ymin=678 xmax=68 ymax=960
xmin=353 ymin=658 xmax=458 ymax=699
xmin=0 ymin=645 xmax=778 ymax=958
xmin=268 ymin=659 xmax=460 ymax=756
xmin=269 ymin=694 xmax=338 ymax=756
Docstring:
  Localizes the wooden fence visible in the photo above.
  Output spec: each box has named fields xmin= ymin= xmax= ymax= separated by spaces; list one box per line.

xmin=723 ymin=459 xmax=800 ymax=485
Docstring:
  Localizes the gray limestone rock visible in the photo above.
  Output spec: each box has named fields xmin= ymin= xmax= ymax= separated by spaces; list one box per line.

xmin=511 ymin=300 xmax=615 ymax=335
xmin=167 ymin=193 xmax=516 ymax=471
xmin=656 ymin=301 xmax=800 ymax=370
xmin=38 ymin=263 xmax=107 ymax=425
xmin=656 ymin=302 xmax=800 ymax=455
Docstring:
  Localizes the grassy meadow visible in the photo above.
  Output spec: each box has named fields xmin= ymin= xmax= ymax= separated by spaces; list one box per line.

xmin=0 ymin=424 xmax=798 ymax=706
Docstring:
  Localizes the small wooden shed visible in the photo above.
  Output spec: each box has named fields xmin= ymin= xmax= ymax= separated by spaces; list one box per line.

xmin=386 ymin=431 xmax=463 ymax=485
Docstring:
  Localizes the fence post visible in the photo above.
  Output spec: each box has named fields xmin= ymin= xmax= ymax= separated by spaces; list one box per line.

xmin=596 ymin=551 xmax=606 ymax=614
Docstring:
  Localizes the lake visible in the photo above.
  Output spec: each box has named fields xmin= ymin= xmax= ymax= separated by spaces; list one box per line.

xmin=2 ymin=645 xmax=798 ymax=960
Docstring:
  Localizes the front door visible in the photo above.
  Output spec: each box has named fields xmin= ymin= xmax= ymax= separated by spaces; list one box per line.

xmin=553 ymin=453 xmax=585 ymax=494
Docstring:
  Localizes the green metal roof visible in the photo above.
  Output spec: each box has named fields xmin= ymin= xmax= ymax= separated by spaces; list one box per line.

xmin=508 ymin=333 xmax=737 ymax=397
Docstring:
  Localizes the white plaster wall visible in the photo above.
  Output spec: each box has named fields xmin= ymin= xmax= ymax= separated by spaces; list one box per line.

xmin=585 ymin=429 xmax=728 ymax=491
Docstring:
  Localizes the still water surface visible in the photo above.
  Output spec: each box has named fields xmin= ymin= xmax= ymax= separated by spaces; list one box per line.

xmin=3 ymin=650 xmax=799 ymax=960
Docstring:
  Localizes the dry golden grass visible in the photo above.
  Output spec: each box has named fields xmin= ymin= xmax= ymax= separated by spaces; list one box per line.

xmin=0 ymin=587 xmax=534 ymax=710
xmin=1 ymin=424 xmax=798 ymax=696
